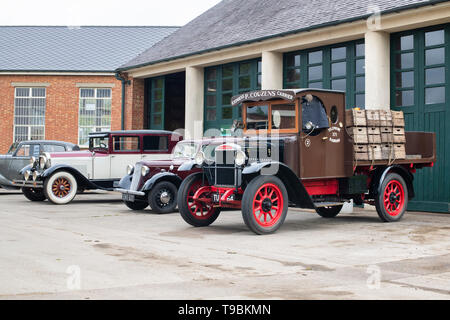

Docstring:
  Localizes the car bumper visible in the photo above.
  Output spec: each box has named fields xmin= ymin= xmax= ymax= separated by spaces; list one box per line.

xmin=13 ymin=180 xmax=44 ymax=188
xmin=115 ymin=188 xmax=146 ymax=202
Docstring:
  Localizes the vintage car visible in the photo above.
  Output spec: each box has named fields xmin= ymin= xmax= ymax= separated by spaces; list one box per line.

xmin=0 ymin=140 xmax=79 ymax=194
xmin=14 ymin=130 xmax=180 ymax=204
xmin=116 ymin=138 xmax=228 ymax=213
xmin=176 ymin=89 xmax=436 ymax=235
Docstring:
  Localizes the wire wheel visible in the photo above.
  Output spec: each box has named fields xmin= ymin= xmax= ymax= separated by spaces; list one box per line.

xmin=52 ymin=178 xmax=71 ymax=198
xmin=252 ymin=183 xmax=284 ymax=228
xmin=383 ymin=180 xmax=405 ymax=217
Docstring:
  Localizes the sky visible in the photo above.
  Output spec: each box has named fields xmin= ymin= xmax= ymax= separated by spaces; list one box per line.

xmin=1 ymin=0 xmax=223 ymax=26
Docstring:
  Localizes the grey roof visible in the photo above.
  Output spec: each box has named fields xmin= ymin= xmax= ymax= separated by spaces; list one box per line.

xmin=0 ymin=26 xmax=179 ymax=72
xmin=120 ymin=0 xmax=445 ymax=70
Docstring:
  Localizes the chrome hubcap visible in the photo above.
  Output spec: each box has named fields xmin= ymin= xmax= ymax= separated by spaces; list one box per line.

xmin=160 ymin=191 xmax=171 ymax=204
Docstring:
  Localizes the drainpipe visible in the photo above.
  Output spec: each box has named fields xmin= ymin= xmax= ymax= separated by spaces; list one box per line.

xmin=115 ymin=72 xmax=131 ymax=130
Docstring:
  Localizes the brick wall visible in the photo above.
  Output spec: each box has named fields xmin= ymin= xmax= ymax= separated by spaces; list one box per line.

xmin=124 ymin=76 xmax=146 ymax=130
xmin=0 ymin=74 xmax=124 ymax=153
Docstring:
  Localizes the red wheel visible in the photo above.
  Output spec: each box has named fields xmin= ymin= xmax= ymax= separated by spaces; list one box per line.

xmin=178 ymin=174 xmax=221 ymax=227
xmin=242 ymin=176 xmax=288 ymax=235
xmin=375 ymin=173 xmax=408 ymax=222
xmin=252 ymin=183 xmax=284 ymax=228
xmin=52 ymin=177 xmax=71 ymax=198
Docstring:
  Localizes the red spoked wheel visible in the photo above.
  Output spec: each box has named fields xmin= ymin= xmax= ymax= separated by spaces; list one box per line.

xmin=375 ymin=173 xmax=408 ymax=222
xmin=178 ymin=174 xmax=221 ymax=227
xmin=52 ymin=177 xmax=71 ymax=198
xmin=242 ymin=176 xmax=288 ymax=235
xmin=252 ymin=183 xmax=284 ymax=228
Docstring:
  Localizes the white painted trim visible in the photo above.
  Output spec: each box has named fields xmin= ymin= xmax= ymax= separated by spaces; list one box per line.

xmin=11 ymin=82 xmax=50 ymax=87
xmin=0 ymin=72 xmax=116 ymax=76
xmin=76 ymin=83 xmax=116 ymax=88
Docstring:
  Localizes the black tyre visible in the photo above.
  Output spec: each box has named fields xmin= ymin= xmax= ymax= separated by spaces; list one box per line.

xmin=43 ymin=171 xmax=78 ymax=205
xmin=177 ymin=174 xmax=221 ymax=227
xmin=315 ymin=205 xmax=343 ymax=218
xmin=124 ymin=200 xmax=148 ymax=211
xmin=22 ymin=187 xmax=46 ymax=202
xmin=242 ymin=175 xmax=288 ymax=235
xmin=148 ymin=181 xmax=178 ymax=214
xmin=375 ymin=173 xmax=408 ymax=222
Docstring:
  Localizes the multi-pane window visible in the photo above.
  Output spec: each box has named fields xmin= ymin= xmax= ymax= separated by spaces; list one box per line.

xmin=284 ymin=41 xmax=365 ymax=108
xmin=424 ymin=30 xmax=446 ymax=105
xmin=150 ymin=78 xmax=165 ymax=130
xmin=393 ymin=35 xmax=415 ymax=107
xmin=79 ymin=88 xmax=112 ymax=146
xmin=14 ymin=87 xmax=46 ymax=142
xmin=204 ymin=59 xmax=261 ymax=133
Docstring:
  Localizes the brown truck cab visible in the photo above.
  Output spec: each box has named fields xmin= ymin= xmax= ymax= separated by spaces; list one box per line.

xmin=177 ymin=89 xmax=436 ymax=235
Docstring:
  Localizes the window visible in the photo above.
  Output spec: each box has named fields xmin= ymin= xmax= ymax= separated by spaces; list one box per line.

xmin=113 ymin=136 xmax=140 ymax=152
xmin=89 ymin=136 xmax=109 ymax=151
xmin=14 ymin=87 xmax=46 ymax=142
xmin=284 ymin=41 xmax=365 ymax=109
xmin=245 ymin=102 xmax=298 ymax=133
xmin=15 ymin=144 xmax=40 ymax=157
xmin=42 ymin=144 xmax=66 ymax=153
xmin=204 ymin=59 xmax=261 ymax=133
xmin=79 ymin=88 xmax=112 ymax=146
xmin=143 ymin=136 xmax=168 ymax=152
xmin=172 ymin=142 xmax=199 ymax=159
xmin=301 ymin=95 xmax=329 ymax=134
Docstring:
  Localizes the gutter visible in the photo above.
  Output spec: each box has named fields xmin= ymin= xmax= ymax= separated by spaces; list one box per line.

xmin=117 ymin=0 xmax=449 ymax=72
xmin=115 ymin=73 xmax=131 ymax=130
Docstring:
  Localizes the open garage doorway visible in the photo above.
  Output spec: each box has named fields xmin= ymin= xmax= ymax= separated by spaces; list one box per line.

xmin=145 ymin=72 xmax=185 ymax=132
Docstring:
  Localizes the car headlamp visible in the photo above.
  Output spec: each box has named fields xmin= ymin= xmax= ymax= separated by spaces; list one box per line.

xmin=30 ymin=156 xmax=36 ymax=165
xmin=39 ymin=155 xmax=49 ymax=170
xmin=235 ymin=150 xmax=247 ymax=166
xmin=32 ymin=171 xmax=40 ymax=181
xmin=195 ymin=151 xmax=206 ymax=166
xmin=127 ymin=164 xmax=135 ymax=176
xmin=24 ymin=170 xmax=31 ymax=181
xmin=141 ymin=165 xmax=150 ymax=177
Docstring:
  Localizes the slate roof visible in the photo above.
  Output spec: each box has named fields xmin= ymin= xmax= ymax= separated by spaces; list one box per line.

xmin=120 ymin=0 xmax=446 ymax=70
xmin=0 ymin=26 xmax=179 ymax=72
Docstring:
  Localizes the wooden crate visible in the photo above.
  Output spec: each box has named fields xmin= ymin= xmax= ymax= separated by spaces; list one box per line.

xmin=368 ymin=144 xmax=383 ymax=160
xmin=393 ymin=144 xmax=406 ymax=159
xmin=381 ymin=133 xmax=394 ymax=143
xmin=366 ymin=110 xmax=381 ymax=126
xmin=345 ymin=109 xmax=367 ymax=127
xmin=393 ymin=127 xmax=406 ymax=143
xmin=348 ymin=127 xmax=368 ymax=144
xmin=379 ymin=110 xmax=393 ymax=126
xmin=354 ymin=145 xmax=369 ymax=161
xmin=392 ymin=111 xmax=405 ymax=127
xmin=381 ymin=144 xmax=394 ymax=159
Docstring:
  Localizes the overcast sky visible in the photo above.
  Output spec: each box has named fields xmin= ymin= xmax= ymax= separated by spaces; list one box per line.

xmin=1 ymin=0 xmax=222 ymax=26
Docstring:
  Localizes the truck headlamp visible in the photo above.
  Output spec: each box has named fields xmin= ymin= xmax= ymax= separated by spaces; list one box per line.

xmin=127 ymin=164 xmax=135 ymax=176
xmin=194 ymin=151 xmax=206 ymax=166
xmin=141 ymin=165 xmax=150 ymax=177
xmin=235 ymin=150 xmax=246 ymax=166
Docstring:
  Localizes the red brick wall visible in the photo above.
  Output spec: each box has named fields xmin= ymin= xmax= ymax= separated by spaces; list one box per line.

xmin=124 ymin=76 xmax=146 ymax=130
xmin=0 ymin=74 xmax=124 ymax=153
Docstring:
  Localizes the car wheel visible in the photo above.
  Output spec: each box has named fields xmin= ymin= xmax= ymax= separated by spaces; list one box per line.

xmin=148 ymin=181 xmax=178 ymax=214
xmin=44 ymin=171 xmax=78 ymax=205
xmin=22 ymin=187 xmax=46 ymax=202
xmin=242 ymin=176 xmax=288 ymax=235
xmin=124 ymin=200 xmax=148 ymax=211
xmin=315 ymin=205 xmax=343 ymax=218
xmin=177 ymin=174 xmax=221 ymax=227
xmin=375 ymin=173 xmax=408 ymax=222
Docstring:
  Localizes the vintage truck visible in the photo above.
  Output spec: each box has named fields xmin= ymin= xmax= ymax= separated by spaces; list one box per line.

xmin=14 ymin=130 xmax=180 ymax=204
xmin=176 ymin=89 xmax=436 ymax=235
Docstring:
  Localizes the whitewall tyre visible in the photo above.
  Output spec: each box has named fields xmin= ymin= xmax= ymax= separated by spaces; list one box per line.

xmin=44 ymin=171 xmax=78 ymax=205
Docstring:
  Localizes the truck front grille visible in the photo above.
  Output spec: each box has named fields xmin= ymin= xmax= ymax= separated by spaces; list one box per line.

xmin=130 ymin=163 xmax=142 ymax=191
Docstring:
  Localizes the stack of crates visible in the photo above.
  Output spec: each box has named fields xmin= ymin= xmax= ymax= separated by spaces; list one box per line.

xmin=346 ymin=109 xmax=406 ymax=161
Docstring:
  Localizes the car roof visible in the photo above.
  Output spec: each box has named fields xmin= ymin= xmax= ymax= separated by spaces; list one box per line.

xmin=89 ymin=130 xmax=179 ymax=137
xmin=18 ymin=140 xmax=76 ymax=146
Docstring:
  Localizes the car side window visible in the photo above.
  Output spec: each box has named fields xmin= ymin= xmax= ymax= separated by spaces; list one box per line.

xmin=42 ymin=145 xmax=65 ymax=153
xmin=143 ymin=136 xmax=168 ymax=152
xmin=15 ymin=144 xmax=39 ymax=157
xmin=113 ymin=136 xmax=140 ymax=152
xmin=302 ymin=95 xmax=329 ymax=134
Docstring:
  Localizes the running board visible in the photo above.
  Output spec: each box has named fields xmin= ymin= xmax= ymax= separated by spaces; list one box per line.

xmin=314 ymin=202 xmax=345 ymax=208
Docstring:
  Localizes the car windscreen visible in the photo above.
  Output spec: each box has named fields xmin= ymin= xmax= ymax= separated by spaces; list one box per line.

xmin=172 ymin=142 xmax=199 ymax=159
xmin=89 ymin=137 xmax=109 ymax=151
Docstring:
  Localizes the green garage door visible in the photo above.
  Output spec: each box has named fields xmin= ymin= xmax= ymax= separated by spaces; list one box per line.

xmin=391 ymin=25 xmax=450 ymax=213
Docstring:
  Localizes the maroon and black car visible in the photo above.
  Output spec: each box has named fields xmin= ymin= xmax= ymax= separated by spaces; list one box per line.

xmin=115 ymin=139 xmax=223 ymax=213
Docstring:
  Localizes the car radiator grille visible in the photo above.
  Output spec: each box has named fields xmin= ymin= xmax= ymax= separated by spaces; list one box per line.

xmin=130 ymin=163 xmax=142 ymax=191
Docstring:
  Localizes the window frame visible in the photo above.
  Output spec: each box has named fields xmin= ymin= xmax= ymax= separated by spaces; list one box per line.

xmin=111 ymin=135 xmax=141 ymax=154
xmin=242 ymin=100 xmax=299 ymax=134
xmin=78 ymin=87 xmax=112 ymax=147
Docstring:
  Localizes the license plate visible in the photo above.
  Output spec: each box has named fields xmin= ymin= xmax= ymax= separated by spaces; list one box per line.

xmin=122 ymin=193 xmax=135 ymax=202
xmin=213 ymin=193 xmax=220 ymax=203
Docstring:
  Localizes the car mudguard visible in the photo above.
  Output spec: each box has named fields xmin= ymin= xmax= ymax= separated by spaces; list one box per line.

xmin=243 ymin=162 xmax=315 ymax=209
xmin=178 ymin=160 xmax=198 ymax=172
xmin=141 ymin=172 xmax=183 ymax=192
xmin=375 ymin=165 xmax=415 ymax=200
xmin=41 ymin=164 xmax=98 ymax=190
xmin=19 ymin=164 xmax=33 ymax=175
xmin=0 ymin=172 xmax=15 ymax=188
xmin=117 ymin=174 xmax=132 ymax=190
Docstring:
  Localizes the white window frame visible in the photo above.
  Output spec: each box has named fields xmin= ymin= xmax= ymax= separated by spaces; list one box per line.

xmin=13 ymin=87 xmax=47 ymax=143
xmin=78 ymin=88 xmax=112 ymax=147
